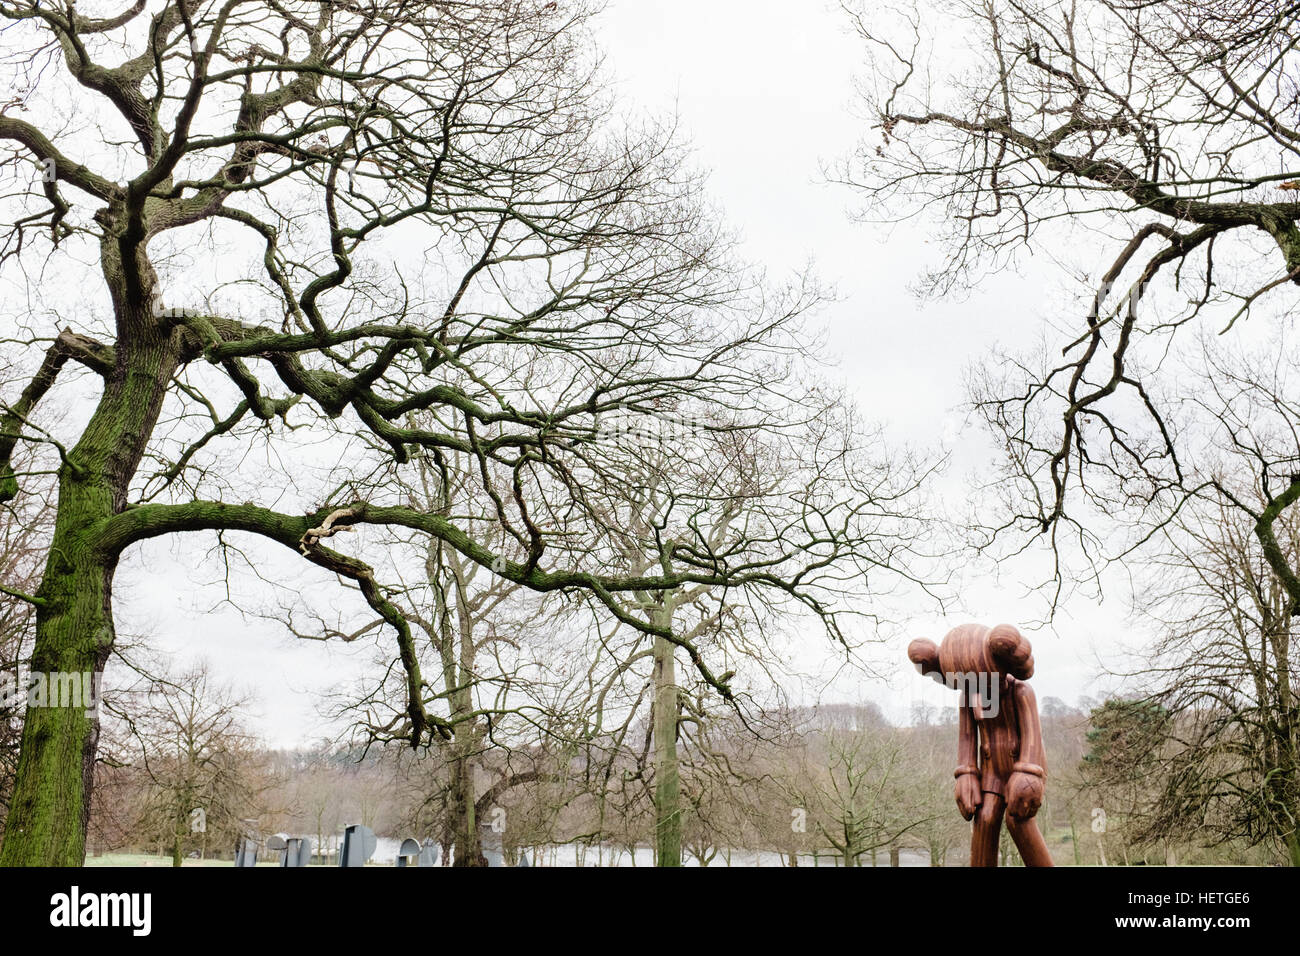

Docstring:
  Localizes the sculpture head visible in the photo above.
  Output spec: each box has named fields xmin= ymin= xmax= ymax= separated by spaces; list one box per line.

xmin=907 ymin=623 xmax=1034 ymax=690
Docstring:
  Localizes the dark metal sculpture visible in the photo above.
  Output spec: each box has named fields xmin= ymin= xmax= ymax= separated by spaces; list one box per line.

xmin=395 ymin=837 xmax=442 ymax=867
xmin=233 ymin=837 xmax=258 ymax=867
xmin=908 ymin=623 xmax=1054 ymax=867
xmin=266 ymin=834 xmax=312 ymax=867
xmin=339 ymin=824 xmax=377 ymax=867
xmin=396 ymin=838 xmax=421 ymax=868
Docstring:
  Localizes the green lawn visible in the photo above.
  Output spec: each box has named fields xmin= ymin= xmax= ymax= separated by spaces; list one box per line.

xmin=85 ymin=852 xmax=286 ymax=867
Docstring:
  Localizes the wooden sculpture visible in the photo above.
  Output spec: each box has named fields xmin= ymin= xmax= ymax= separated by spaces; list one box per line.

xmin=907 ymin=623 xmax=1054 ymax=867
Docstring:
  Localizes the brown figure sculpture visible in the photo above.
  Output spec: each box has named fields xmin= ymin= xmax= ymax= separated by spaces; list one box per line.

xmin=907 ymin=623 xmax=1054 ymax=867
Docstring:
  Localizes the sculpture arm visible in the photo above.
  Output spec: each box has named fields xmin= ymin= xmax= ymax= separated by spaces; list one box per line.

xmin=1011 ymin=680 xmax=1047 ymax=776
xmin=956 ymin=700 xmax=979 ymax=773
xmin=954 ymin=702 xmax=981 ymax=819
xmin=1006 ymin=681 xmax=1047 ymax=819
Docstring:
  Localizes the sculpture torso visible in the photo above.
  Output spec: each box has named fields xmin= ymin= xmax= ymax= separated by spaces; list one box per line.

xmin=972 ymin=676 xmax=1020 ymax=793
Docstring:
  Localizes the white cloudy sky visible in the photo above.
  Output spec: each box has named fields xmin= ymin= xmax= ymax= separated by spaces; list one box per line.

xmin=111 ymin=1 xmax=1139 ymax=746
xmin=597 ymin=1 xmax=1140 ymax=721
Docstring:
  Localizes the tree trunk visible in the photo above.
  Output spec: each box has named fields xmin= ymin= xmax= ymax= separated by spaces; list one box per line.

xmin=431 ymin=540 xmax=486 ymax=867
xmin=652 ymin=627 xmax=681 ymax=867
xmin=0 ymin=544 xmax=113 ymax=866
xmin=448 ymin=756 xmax=482 ymax=866
xmin=0 ymin=249 xmax=176 ymax=866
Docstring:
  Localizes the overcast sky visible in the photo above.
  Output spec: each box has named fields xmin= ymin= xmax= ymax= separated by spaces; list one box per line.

xmin=594 ymin=0 xmax=1138 ymax=720
xmin=114 ymin=1 xmax=1137 ymax=747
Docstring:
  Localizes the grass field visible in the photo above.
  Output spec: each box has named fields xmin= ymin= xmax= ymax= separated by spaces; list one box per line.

xmin=86 ymin=852 xmax=292 ymax=867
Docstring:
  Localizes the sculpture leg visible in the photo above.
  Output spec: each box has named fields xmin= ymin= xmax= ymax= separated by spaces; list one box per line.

xmin=1007 ymin=814 xmax=1055 ymax=867
xmin=970 ymin=793 xmax=1004 ymax=866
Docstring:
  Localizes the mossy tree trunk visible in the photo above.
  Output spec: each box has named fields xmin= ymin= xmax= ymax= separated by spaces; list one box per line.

xmin=0 ymin=240 xmax=174 ymax=866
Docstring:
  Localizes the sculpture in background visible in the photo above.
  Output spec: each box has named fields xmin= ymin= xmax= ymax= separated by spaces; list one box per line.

xmin=908 ymin=623 xmax=1054 ymax=867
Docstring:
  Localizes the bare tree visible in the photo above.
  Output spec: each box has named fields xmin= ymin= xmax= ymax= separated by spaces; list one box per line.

xmin=843 ymin=0 xmax=1300 ymax=601
xmin=284 ymin=745 xmax=348 ymax=865
xmin=0 ymin=0 xmax=918 ymax=864
xmin=115 ymin=659 xmax=269 ymax=866
xmin=0 ymin=447 xmax=50 ymax=835
xmin=317 ymin=348 xmax=936 ymax=867
xmin=786 ymin=721 xmax=930 ymax=867
xmin=0 ymin=357 xmax=56 ymax=837
xmin=576 ymin=388 xmax=938 ymax=865
xmin=1124 ymin=490 xmax=1300 ymax=864
xmin=899 ymin=717 xmax=974 ymax=865
xmin=349 ymin=445 xmax=573 ymax=866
